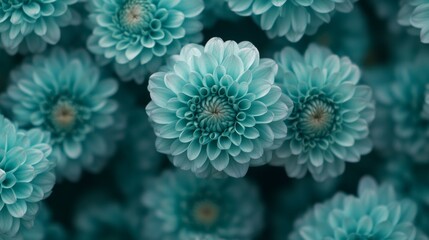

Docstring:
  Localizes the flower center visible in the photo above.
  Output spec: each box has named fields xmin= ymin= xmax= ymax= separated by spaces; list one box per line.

xmin=298 ymin=98 xmax=336 ymax=139
xmin=118 ymin=0 xmax=154 ymax=33
xmin=191 ymin=200 xmax=220 ymax=227
xmin=195 ymin=95 xmax=236 ymax=135
xmin=49 ymin=99 xmax=79 ymax=133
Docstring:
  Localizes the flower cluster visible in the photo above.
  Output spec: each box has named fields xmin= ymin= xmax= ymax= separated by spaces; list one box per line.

xmin=4 ymin=48 xmax=122 ymax=181
xmin=399 ymin=0 xmax=429 ymax=43
xmin=272 ymin=44 xmax=375 ymax=181
xmin=86 ymin=0 xmax=204 ymax=83
xmin=147 ymin=37 xmax=293 ymax=178
xmin=0 ymin=115 xmax=55 ymax=238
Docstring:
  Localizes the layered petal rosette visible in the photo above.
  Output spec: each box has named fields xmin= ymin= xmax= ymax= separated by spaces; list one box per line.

xmin=398 ymin=0 xmax=429 ymax=43
xmin=146 ymin=37 xmax=293 ymax=178
xmin=272 ymin=45 xmax=375 ymax=181
xmin=142 ymin=170 xmax=264 ymax=239
xmin=87 ymin=0 xmax=204 ymax=83
xmin=0 ymin=115 xmax=55 ymax=238
xmin=225 ymin=0 xmax=358 ymax=42
xmin=0 ymin=0 xmax=80 ymax=54
xmin=5 ymin=48 xmax=122 ymax=181
xmin=290 ymin=177 xmax=428 ymax=240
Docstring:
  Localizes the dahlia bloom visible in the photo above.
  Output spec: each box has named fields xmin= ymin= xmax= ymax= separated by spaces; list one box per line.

xmin=0 ymin=115 xmax=55 ymax=238
xmin=142 ymin=170 xmax=264 ymax=239
xmin=272 ymin=45 xmax=375 ymax=181
xmin=5 ymin=48 xmax=122 ymax=181
xmin=398 ymin=0 xmax=429 ymax=43
xmin=290 ymin=177 xmax=428 ymax=240
xmin=86 ymin=0 xmax=204 ymax=83
xmin=0 ymin=0 xmax=80 ymax=55
xmin=146 ymin=37 xmax=293 ymax=178
xmin=225 ymin=0 xmax=358 ymax=42
xmin=372 ymin=63 xmax=429 ymax=162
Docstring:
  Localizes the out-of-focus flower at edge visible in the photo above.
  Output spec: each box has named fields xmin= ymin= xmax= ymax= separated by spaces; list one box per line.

xmin=73 ymin=192 xmax=140 ymax=240
xmin=225 ymin=0 xmax=358 ymax=42
xmin=4 ymin=48 xmax=123 ymax=181
xmin=378 ymin=155 xmax=429 ymax=235
xmin=272 ymin=44 xmax=375 ymax=181
xmin=290 ymin=176 xmax=428 ymax=240
xmin=202 ymin=0 xmax=239 ymax=28
xmin=0 ymin=115 xmax=55 ymax=238
xmin=399 ymin=0 xmax=429 ymax=43
xmin=114 ymin=109 xmax=165 ymax=198
xmin=146 ymin=37 xmax=293 ymax=178
xmin=142 ymin=169 xmax=264 ymax=240
xmin=86 ymin=0 xmax=204 ymax=83
xmin=371 ymin=62 xmax=429 ymax=162
xmin=19 ymin=204 xmax=67 ymax=240
xmin=271 ymin=177 xmax=339 ymax=240
xmin=0 ymin=0 xmax=81 ymax=55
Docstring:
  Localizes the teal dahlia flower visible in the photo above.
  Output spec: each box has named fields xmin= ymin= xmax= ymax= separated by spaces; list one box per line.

xmin=0 ymin=115 xmax=55 ymax=238
xmin=87 ymin=0 xmax=204 ymax=83
xmin=290 ymin=177 xmax=428 ymax=240
xmin=142 ymin=170 xmax=264 ymax=239
xmin=399 ymin=0 xmax=429 ymax=43
xmin=372 ymin=63 xmax=429 ymax=162
xmin=272 ymin=45 xmax=375 ymax=181
xmin=5 ymin=48 xmax=122 ymax=181
xmin=225 ymin=0 xmax=358 ymax=42
xmin=146 ymin=37 xmax=293 ymax=178
xmin=0 ymin=0 xmax=80 ymax=55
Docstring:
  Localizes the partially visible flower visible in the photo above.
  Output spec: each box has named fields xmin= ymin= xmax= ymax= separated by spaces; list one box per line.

xmin=146 ymin=37 xmax=293 ymax=178
xmin=86 ymin=0 xmax=204 ymax=83
xmin=0 ymin=0 xmax=80 ymax=54
xmin=225 ymin=0 xmax=357 ymax=42
xmin=5 ymin=48 xmax=122 ymax=181
xmin=372 ymin=62 xmax=429 ymax=162
xmin=73 ymin=192 xmax=140 ymax=240
xmin=202 ymin=0 xmax=239 ymax=28
xmin=142 ymin=169 xmax=264 ymax=239
xmin=290 ymin=176 xmax=428 ymax=240
xmin=398 ymin=0 xmax=429 ymax=43
xmin=19 ymin=204 xmax=67 ymax=240
xmin=272 ymin=45 xmax=375 ymax=181
xmin=0 ymin=115 xmax=55 ymax=238
xmin=271 ymin=177 xmax=338 ymax=240
xmin=114 ymin=109 xmax=165 ymax=198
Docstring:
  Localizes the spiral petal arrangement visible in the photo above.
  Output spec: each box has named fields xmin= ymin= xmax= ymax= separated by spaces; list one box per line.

xmin=0 ymin=0 xmax=79 ymax=55
xmin=5 ymin=48 xmax=122 ymax=181
xmin=225 ymin=0 xmax=358 ymax=42
xmin=398 ymin=0 xmax=429 ymax=43
xmin=146 ymin=37 xmax=293 ymax=178
xmin=290 ymin=177 xmax=427 ymax=240
xmin=272 ymin=44 xmax=375 ymax=181
xmin=86 ymin=0 xmax=204 ymax=83
xmin=0 ymin=115 xmax=55 ymax=238
xmin=142 ymin=170 xmax=264 ymax=239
